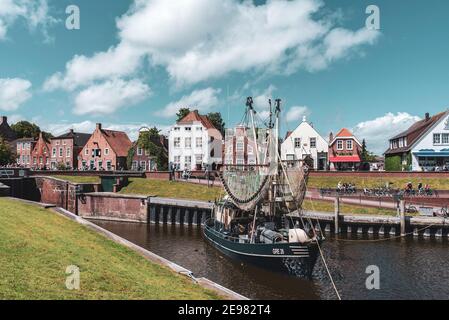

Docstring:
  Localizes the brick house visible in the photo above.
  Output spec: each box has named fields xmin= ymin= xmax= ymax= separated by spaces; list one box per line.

xmin=223 ymin=125 xmax=258 ymax=166
xmin=16 ymin=138 xmax=35 ymax=168
xmin=78 ymin=123 xmax=132 ymax=171
xmin=49 ymin=129 xmax=91 ymax=170
xmin=31 ymin=132 xmax=52 ymax=170
xmin=328 ymin=128 xmax=362 ymax=171
xmin=130 ymin=133 xmax=168 ymax=171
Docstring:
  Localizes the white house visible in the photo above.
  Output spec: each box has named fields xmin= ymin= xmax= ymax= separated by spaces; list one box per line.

xmin=168 ymin=110 xmax=223 ymax=171
xmin=385 ymin=111 xmax=449 ymax=171
xmin=281 ymin=116 xmax=328 ymax=170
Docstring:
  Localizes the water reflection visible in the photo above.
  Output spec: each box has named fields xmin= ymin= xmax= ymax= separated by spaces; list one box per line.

xmin=93 ymin=220 xmax=449 ymax=300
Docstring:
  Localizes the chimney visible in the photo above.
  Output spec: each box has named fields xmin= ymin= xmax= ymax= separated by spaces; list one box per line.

xmin=70 ymin=129 xmax=74 ymax=134
xmin=96 ymin=123 xmax=102 ymax=130
xmin=329 ymin=132 xmax=334 ymax=142
xmin=0 ymin=116 xmax=6 ymax=125
xmin=425 ymin=113 xmax=430 ymax=121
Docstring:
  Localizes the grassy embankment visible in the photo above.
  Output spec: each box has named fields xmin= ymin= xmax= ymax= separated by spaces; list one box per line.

xmin=52 ymin=176 xmax=397 ymax=215
xmin=0 ymin=198 xmax=220 ymax=300
xmin=308 ymin=176 xmax=449 ymax=189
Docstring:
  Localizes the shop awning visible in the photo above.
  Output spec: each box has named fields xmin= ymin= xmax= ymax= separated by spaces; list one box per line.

xmin=329 ymin=155 xmax=361 ymax=163
xmin=413 ymin=150 xmax=449 ymax=157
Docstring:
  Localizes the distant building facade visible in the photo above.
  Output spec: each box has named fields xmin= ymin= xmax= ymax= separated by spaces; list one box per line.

xmin=281 ymin=116 xmax=328 ymax=170
xmin=328 ymin=128 xmax=362 ymax=171
xmin=78 ymin=123 xmax=132 ymax=171
xmin=169 ymin=110 xmax=223 ymax=171
xmin=130 ymin=133 xmax=168 ymax=171
xmin=31 ymin=132 xmax=51 ymax=170
xmin=385 ymin=111 xmax=449 ymax=171
xmin=223 ymin=125 xmax=257 ymax=166
xmin=49 ymin=129 xmax=90 ymax=170
xmin=16 ymin=138 xmax=35 ymax=167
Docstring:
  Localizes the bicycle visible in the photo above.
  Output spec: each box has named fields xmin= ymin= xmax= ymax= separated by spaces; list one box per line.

xmin=435 ymin=206 xmax=449 ymax=218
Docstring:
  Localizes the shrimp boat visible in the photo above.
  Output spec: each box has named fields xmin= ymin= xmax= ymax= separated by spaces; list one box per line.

xmin=203 ymin=97 xmax=324 ymax=278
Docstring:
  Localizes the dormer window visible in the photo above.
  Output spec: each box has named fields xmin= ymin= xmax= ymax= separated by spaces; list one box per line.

xmin=337 ymin=140 xmax=343 ymax=150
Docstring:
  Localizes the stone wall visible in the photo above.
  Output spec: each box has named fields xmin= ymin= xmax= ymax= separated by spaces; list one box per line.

xmin=78 ymin=193 xmax=148 ymax=222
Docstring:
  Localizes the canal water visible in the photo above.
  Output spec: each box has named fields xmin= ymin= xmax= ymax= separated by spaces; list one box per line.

xmin=93 ymin=220 xmax=449 ymax=300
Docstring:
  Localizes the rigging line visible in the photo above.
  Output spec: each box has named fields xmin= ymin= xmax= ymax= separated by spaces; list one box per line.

xmin=279 ymin=116 xmax=341 ymax=300
xmin=276 ymin=149 xmax=341 ymax=300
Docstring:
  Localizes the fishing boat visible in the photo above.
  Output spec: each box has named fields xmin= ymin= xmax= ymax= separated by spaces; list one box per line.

xmin=202 ymin=97 xmax=324 ymax=278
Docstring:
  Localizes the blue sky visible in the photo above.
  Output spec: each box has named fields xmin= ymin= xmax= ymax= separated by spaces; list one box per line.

xmin=1 ymin=0 xmax=449 ymax=154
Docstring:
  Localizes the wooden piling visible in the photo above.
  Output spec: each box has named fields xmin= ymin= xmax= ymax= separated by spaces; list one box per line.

xmin=400 ymin=200 xmax=406 ymax=236
xmin=334 ymin=197 xmax=340 ymax=234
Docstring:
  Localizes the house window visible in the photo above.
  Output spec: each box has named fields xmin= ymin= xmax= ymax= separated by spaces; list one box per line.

xmin=90 ymin=160 xmax=95 ymax=170
xmin=195 ymin=154 xmax=203 ymax=164
xmin=185 ymin=156 xmax=192 ymax=168
xmin=66 ymin=147 xmax=71 ymax=157
xmin=443 ymin=133 xmax=449 ymax=145
xmin=196 ymin=127 xmax=202 ymax=131
xmin=236 ymin=158 xmax=245 ymax=165
xmin=434 ymin=134 xmax=441 ymax=145
xmin=132 ymin=161 xmax=138 ymax=170
xmin=63 ymin=140 xmax=66 ymax=145
xmin=174 ymin=127 xmax=180 ymax=132
xmin=33 ymin=157 xmax=37 ymax=165
xmin=39 ymin=157 xmax=43 ymax=164
xmin=294 ymin=138 xmax=301 ymax=148
xmin=236 ymin=141 xmax=244 ymax=152
xmin=140 ymin=161 xmax=146 ymax=171
xmin=52 ymin=148 xmax=56 ymax=157
xmin=185 ymin=127 xmax=191 ymax=131
xmin=185 ymin=137 xmax=191 ymax=148
xmin=174 ymin=156 xmax=181 ymax=164
xmin=104 ymin=148 xmax=109 ymax=155
xmin=174 ymin=137 xmax=181 ymax=148
xmin=56 ymin=141 xmax=60 ymax=145
xmin=346 ymin=140 xmax=353 ymax=150
xmin=286 ymin=154 xmax=295 ymax=161
xmin=137 ymin=147 xmax=143 ymax=156
xmin=196 ymin=137 xmax=203 ymax=148
xmin=59 ymin=148 xmax=63 ymax=157
xmin=85 ymin=148 xmax=89 ymax=155
xmin=106 ymin=161 xmax=112 ymax=170
xmin=310 ymin=138 xmax=316 ymax=148
xmin=337 ymin=140 xmax=343 ymax=150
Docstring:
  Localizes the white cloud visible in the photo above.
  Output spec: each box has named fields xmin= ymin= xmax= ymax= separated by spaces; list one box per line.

xmin=0 ymin=77 xmax=32 ymax=111
xmin=286 ymin=106 xmax=310 ymax=122
xmin=45 ymin=0 xmax=381 ymax=90
xmin=73 ymin=79 xmax=151 ymax=116
xmin=352 ymin=112 xmax=421 ymax=155
xmin=0 ymin=0 xmax=57 ymax=41
xmin=159 ymin=87 xmax=221 ymax=118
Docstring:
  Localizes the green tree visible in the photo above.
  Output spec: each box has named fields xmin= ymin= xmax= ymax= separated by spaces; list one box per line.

xmin=176 ymin=108 xmax=190 ymax=122
xmin=129 ymin=127 xmax=168 ymax=171
xmin=11 ymin=121 xmax=41 ymax=139
xmin=0 ymin=137 xmax=13 ymax=166
xmin=207 ymin=112 xmax=225 ymax=136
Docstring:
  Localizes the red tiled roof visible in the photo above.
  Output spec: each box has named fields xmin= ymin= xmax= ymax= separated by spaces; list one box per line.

xmin=102 ymin=129 xmax=132 ymax=157
xmin=335 ymin=128 xmax=354 ymax=138
xmin=178 ymin=110 xmax=216 ymax=130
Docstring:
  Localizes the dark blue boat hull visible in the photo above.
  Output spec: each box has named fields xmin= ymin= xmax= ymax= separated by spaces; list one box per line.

xmin=203 ymin=224 xmax=321 ymax=278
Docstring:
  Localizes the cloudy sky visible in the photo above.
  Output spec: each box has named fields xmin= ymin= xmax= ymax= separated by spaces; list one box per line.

xmin=1 ymin=0 xmax=448 ymax=154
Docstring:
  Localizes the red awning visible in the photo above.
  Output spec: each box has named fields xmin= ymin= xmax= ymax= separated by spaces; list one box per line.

xmin=329 ymin=156 xmax=361 ymax=163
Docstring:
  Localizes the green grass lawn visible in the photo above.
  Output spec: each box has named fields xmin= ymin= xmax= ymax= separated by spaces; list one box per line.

xmin=0 ymin=198 xmax=220 ymax=300
xmin=119 ymin=178 xmax=223 ymax=201
xmin=308 ymin=176 xmax=449 ymax=190
xmin=49 ymin=175 xmax=100 ymax=184
xmin=303 ymin=199 xmax=398 ymax=216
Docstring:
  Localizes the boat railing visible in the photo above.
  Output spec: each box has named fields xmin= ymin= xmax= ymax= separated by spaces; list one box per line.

xmin=204 ymin=219 xmax=251 ymax=244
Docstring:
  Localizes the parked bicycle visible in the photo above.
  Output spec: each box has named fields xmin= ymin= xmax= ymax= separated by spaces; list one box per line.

xmin=435 ymin=206 xmax=449 ymax=218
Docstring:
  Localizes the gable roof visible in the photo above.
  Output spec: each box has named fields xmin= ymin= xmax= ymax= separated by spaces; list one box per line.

xmin=285 ymin=131 xmax=293 ymax=140
xmin=0 ymin=116 xmax=17 ymax=142
xmin=330 ymin=128 xmax=362 ymax=146
xmin=385 ymin=111 xmax=447 ymax=155
xmin=53 ymin=130 xmax=91 ymax=147
xmin=178 ymin=110 xmax=216 ymax=130
xmin=102 ymin=129 xmax=132 ymax=157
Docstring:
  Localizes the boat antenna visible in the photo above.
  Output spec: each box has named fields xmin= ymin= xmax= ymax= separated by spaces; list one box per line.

xmin=268 ymin=99 xmax=273 ymax=129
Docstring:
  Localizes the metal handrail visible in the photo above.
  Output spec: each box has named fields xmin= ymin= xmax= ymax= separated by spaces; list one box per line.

xmin=204 ymin=219 xmax=251 ymax=244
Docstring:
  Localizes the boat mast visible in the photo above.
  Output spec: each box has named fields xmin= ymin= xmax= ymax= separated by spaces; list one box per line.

xmin=246 ymin=97 xmax=260 ymax=166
